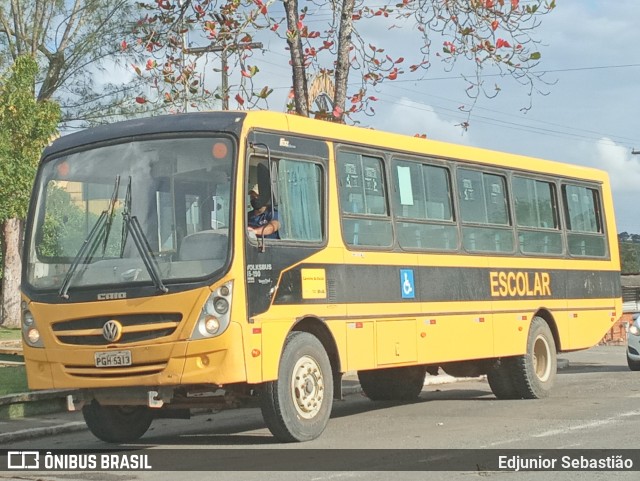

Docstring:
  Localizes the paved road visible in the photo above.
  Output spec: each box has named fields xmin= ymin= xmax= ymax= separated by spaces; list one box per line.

xmin=3 ymin=345 xmax=639 ymax=480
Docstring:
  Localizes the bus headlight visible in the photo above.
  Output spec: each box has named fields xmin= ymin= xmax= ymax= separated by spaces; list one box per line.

xmin=205 ymin=317 xmax=221 ymax=335
xmin=191 ymin=281 xmax=233 ymax=340
xmin=27 ymin=328 xmax=41 ymax=345
xmin=22 ymin=309 xmax=44 ymax=348
xmin=213 ymin=297 xmax=229 ymax=314
xmin=630 ymin=324 xmax=640 ymax=336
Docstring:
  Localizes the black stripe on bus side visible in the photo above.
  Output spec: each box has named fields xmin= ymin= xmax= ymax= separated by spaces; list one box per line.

xmin=273 ymin=265 xmax=621 ymax=305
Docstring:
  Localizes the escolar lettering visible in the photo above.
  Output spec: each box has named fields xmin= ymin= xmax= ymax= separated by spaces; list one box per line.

xmin=489 ymin=271 xmax=551 ymax=298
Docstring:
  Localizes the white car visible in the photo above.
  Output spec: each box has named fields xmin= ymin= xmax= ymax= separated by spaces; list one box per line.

xmin=627 ymin=313 xmax=640 ymax=371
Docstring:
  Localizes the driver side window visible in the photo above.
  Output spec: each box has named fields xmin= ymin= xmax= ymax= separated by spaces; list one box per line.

xmin=248 ymin=157 xmax=324 ymax=243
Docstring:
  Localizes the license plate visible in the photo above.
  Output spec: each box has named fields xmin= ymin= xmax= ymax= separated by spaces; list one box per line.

xmin=94 ymin=350 xmax=132 ymax=367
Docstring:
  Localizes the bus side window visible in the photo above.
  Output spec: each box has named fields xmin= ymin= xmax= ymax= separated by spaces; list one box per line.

xmin=458 ymin=168 xmax=514 ymax=254
xmin=392 ymin=159 xmax=458 ymax=251
xmin=563 ymin=184 xmax=606 ymax=257
xmin=337 ymin=151 xmax=392 ymax=248
xmin=513 ymin=176 xmax=563 ymax=256
xmin=275 ymin=159 xmax=324 ymax=242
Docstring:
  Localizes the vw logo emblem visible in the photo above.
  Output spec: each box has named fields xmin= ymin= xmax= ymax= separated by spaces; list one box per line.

xmin=103 ymin=320 xmax=123 ymax=343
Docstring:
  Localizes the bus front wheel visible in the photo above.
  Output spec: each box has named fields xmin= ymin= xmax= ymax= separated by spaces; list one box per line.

xmin=260 ymin=331 xmax=334 ymax=442
xmin=357 ymin=366 xmax=427 ymax=401
xmin=82 ymin=401 xmax=153 ymax=443
xmin=509 ymin=316 xmax=557 ymax=399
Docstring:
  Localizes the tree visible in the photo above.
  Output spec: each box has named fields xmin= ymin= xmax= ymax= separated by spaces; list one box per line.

xmin=620 ymin=241 xmax=640 ymax=274
xmin=132 ymin=0 xmax=555 ymax=123
xmin=0 ymin=0 xmax=143 ymax=128
xmin=0 ymin=1 xmax=145 ymax=328
xmin=0 ymin=56 xmax=60 ymax=328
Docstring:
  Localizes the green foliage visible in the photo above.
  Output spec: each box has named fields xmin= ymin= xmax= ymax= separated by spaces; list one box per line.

xmin=38 ymin=183 xmax=124 ymax=259
xmin=0 ymin=328 xmax=20 ymax=341
xmin=0 ymin=56 xmax=60 ymax=223
xmin=618 ymin=237 xmax=640 ymax=274
xmin=0 ymin=1 xmax=143 ymax=129
xmin=0 ymin=366 xmax=28 ymax=396
xmin=38 ymin=184 xmax=88 ymax=258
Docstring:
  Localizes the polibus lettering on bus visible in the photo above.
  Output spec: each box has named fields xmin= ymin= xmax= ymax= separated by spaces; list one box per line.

xmin=489 ymin=271 xmax=551 ymax=298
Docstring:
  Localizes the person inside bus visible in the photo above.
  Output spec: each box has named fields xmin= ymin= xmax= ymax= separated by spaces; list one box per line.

xmin=248 ymin=184 xmax=280 ymax=239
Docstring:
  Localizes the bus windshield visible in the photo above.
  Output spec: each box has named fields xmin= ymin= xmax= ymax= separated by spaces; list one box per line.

xmin=25 ymin=136 xmax=235 ymax=293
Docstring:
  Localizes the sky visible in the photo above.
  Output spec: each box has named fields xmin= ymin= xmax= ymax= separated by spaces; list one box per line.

xmin=119 ymin=1 xmax=640 ymax=233
xmin=352 ymin=0 xmax=640 ymax=234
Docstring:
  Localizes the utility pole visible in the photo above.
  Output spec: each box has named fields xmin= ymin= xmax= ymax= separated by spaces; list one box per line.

xmin=183 ymin=14 xmax=262 ymax=110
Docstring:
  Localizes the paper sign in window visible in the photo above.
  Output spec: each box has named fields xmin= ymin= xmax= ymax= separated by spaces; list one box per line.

xmin=397 ymin=166 xmax=414 ymax=206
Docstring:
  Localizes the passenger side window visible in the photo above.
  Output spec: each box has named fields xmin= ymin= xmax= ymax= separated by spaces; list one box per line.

xmin=513 ymin=176 xmax=563 ymax=255
xmin=393 ymin=160 xmax=458 ymax=251
xmin=563 ymin=184 xmax=606 ymax=257
xmin=458 ymin=168 xmax=513 ymax=253
xmin=338 ymin=151 xmax=392 ymax=247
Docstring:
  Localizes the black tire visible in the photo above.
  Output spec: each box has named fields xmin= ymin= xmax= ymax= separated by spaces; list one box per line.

xmin=509 ymin=316 xmax=557 ymax=399
xmin=358 ymin=365 xmax=426 ymax=401
xmin=627 ymin=352 xmax=640 ymax=371
xmin=82 ymin=401 xmax=153 ymax=443
xmin=260 ymin=331 xmax=334 ymax=442
xmin=487 ymin=359 xmax=520 ymax=399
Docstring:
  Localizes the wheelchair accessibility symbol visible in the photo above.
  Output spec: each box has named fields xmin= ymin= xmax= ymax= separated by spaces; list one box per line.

xmin=400 ymin=269 xmax=415 ymax=299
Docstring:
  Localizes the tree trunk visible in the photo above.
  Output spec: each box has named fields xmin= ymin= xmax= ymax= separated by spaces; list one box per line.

xmin=1 ymin=217 xmax=22 ymax=328
xmin=333 ymin=0 xmax=356 ymax=121
xmin=283 ymin=0 xmax=309 ymax=117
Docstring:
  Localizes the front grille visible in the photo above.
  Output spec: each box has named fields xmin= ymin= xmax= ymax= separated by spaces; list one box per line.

xmin=52 ymin=313 xmax=182 ymax=346
xmin=63 ymin=362 xmax=167 ymax=378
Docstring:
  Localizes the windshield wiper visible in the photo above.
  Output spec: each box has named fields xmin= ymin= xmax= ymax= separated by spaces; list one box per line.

xmin=101 ymin=176 xmax=120 ymax=256
xmin=120 ymin=177 xmax=168 ymax=294
xmin=59 ymin=176 xmax=121 ymax=299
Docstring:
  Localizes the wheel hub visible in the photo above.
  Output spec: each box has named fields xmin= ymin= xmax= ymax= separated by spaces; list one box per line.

xmin=533 ymin=335 xmax=551 ymax=382
xmin=291 ymin=355 xmax=324 ymax=419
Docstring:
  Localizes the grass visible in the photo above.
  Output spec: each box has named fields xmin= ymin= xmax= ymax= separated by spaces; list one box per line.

xmin=0 ymin=327 xmax=21 ymax=342
xmin=0 ymin=328 xmax=26 ymax=396
xmin=0 ymin=365 xmax=28 ymax=396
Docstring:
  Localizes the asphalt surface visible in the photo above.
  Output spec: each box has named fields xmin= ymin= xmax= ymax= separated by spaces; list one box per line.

xmin=0 ymin=355 xmax=572 ymax=445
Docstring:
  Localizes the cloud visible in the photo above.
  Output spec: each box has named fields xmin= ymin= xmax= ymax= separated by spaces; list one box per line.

xmin=372 ymin=97 xmax=472 ymax=145
xmin=573 ymin=138 xmax=640 ymax=194
xmin=542 ymin=2 xmax=638 ymax=65
xmin=565 ymin=137 xmax=640 ymax=232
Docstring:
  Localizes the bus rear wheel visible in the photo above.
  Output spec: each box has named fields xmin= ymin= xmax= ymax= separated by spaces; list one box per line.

xmin=487 ymin=359 xmax=520 ymax=399
xmin=358 ymin=365 xmax=427 ymax=401
xmin=82 ymin=401 xmax=153 ymax=443
xmin=260 ymin=331 xmax=334 ymax=442
xmin=509 ymin=316 xmax=557 ymax=399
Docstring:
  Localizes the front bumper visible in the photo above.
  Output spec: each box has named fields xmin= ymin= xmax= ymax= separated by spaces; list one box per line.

xmin=24 ymin=323 xmax=247 ymax=390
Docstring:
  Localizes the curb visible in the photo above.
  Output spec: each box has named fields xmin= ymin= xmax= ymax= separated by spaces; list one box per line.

xmin=0 ymin=422 xmax=87 ymax=445
xmin=0 ymin=390 xmax=79 ymax=422
xmin=0 ymin=389 xmax=77 ymax=408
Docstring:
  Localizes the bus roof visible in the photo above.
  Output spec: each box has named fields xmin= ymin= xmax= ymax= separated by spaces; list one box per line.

xmin=44 ymin=110 xmax=607 ymax=184
xmin=241 ymin=111 xmax=609 ymax=184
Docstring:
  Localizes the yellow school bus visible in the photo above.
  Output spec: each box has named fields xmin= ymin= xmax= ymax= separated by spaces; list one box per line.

xmin=21 ymin=111 xmax=621 ymax=442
